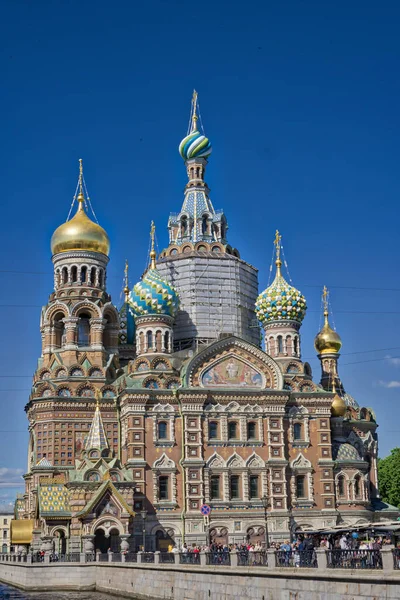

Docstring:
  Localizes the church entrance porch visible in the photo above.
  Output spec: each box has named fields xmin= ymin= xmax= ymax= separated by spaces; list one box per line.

xmin=94 ymin=527 xmax=121 ymax=553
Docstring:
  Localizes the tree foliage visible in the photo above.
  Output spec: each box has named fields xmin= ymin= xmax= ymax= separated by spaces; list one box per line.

xmin=378 ymin=448 xmax=400 ymax=509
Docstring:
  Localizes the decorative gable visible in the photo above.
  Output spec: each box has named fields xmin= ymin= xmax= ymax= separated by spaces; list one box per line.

xmin=184 ymin=336 xmax=283 ymax=390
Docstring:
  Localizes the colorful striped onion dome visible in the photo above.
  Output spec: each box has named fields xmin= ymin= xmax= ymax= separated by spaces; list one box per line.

xmin=129 ymin=266 xmax=180 ymax=318
xmin=255 ymin=270 xmax=307 ymax=325
xmin=179 ymin=125 xmax=212 ymax=161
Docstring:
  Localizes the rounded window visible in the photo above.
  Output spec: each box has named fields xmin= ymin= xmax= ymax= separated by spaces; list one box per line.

xmin=56 ymin=369 xmax=67 ymax=379
xmin=103 ymin=389 xmax=115 ymax=398
xmin=212 ymin=246 xmax=221 ymax=253
xmin=71 ymin=368 xmax=84 ymax=377
xmin=57 ymin=388 xmax=71 ymax=397
xmin=80 ymin=388 xmax=94 ymax=398
xmin=144 ymin=379 xmax=159 ymax=389
xmin=90 ymin=369 xmax=103 ymax=378
xmin=41 ymin=371 xmax=50 ymax=380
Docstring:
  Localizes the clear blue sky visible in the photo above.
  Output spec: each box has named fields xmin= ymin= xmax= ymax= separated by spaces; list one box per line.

xmin=0 ymin=0 xmax=399 ymax=506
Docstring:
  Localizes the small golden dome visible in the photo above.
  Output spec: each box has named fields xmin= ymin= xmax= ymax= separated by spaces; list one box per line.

xmin=51 ymin=192 xmax=110 ymax=256
xmin=314 ymin=314 xmax=342 ymax=354
xmin=331 ymin=392 xmax=347 ymax=417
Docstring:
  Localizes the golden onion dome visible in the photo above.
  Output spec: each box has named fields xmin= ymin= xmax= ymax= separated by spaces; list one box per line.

xmin=314 ymin=313 xmax=342 ymax=355
xmin=331 ymin=391 xmax=347 ymax=417
xmin=51 ymin=192 xmax=110 ymax=256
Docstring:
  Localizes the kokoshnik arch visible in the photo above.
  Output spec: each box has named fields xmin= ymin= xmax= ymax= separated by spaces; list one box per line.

xmin=12 ymin=92 xmax=398 ymax=555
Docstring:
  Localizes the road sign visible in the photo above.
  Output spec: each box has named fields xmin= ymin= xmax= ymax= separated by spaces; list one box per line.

xmin=200 ymin=504 xmax=211 ymax=516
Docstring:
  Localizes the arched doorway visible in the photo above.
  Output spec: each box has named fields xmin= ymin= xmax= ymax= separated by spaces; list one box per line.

xmin=155 ymin=529 xmax=175 ymax=552
xmin=94 ymin=528 xmax=109 ymax=553
xmin=54 ymin=530 xmax=67 ymax=554
xmin=246 ymin=526 xmax=265 ymax=546
xmin=209 ymin=527 xmax=228 ymax=546
xmin=109 ymin=528 xmax=121 ymax=552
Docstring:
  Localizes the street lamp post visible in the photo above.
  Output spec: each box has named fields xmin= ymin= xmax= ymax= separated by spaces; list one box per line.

xmin=261 ymin=495 xmax=270 ymax=549
xmin=141 ymin=509 xmax=147 ymax=552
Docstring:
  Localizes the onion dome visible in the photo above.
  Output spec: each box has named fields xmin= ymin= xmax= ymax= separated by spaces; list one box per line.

xmin=314 ymin=286 xmax=342 ymax=354
xmin=331 ymin=391 xmax=347 ymax=417
xmin=255 ymin=231 xmax=307 ymax=324
xmin=51 ymin=160 xmax=110 ymax=256
xmin=179 ymin=90 xmax=212 ymax=160
xmin=129 ymin=223 xmax=179 ymax=317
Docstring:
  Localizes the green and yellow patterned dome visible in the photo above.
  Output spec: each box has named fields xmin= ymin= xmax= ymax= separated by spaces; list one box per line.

xmin=255 ymin=231 xmax=307 ymax=325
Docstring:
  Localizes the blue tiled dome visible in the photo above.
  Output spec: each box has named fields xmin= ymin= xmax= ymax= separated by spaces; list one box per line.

xmin=129 ymin=267 xmax=179 ymax=318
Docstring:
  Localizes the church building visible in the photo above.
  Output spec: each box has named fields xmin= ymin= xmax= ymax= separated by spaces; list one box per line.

xmin=12 ymin=93 xmax=397 ymax=554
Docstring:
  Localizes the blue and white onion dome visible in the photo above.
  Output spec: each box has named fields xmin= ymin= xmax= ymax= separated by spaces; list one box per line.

xmin=129 ymin=258 xmax=180 ymax=318
xmin=179 ymin=118 xmax=212 ymax=160
xmin=255 ymin=268 xmax=307 ymax=325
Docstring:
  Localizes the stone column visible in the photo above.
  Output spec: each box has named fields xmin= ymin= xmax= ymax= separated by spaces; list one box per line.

xmin=154 ymin=551 xmax=160 ymax=564
xmin=90 ymin=318 xmax=106 ymax=350
xmin=381 ymin=546 xmax=394 ymax=572
xmin=266 ymin=549 xmax=276 ymax=569
xmin=200 ymin=551 xmax=207 ymax=566
xmin=63 ymin=317 xmax=79 ymax=349
xmin=82 ymin=534 xmax=95 ymax=554
xmin=230 ymin=549 xmax=238 ymax=567
xmin=120 ymin=534 xmax=130 ymax=553
xmin=315 ymin=548 xmax=327 ymax=569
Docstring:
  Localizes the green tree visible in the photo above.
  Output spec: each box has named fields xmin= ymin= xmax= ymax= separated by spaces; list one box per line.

xmin=378 ymin=448 xmax=400 ymax=509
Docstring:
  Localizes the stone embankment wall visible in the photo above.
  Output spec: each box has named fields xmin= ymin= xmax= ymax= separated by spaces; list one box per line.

xmin=1 ymin=561 xmax=400 ymax=600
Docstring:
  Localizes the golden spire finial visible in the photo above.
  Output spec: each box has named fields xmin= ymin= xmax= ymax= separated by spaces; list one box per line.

xmin=274 ymin=229 xmax=282 ymax=276
xmin=124 ymin=259 xmax=129 ymax=301
xmin=150 ymin=221 xmax=156 ymax=269
xmin=77 ymin=158 xmax=85 ymax=205
xmin=191 ymin=89 xmax=199 ymax=132
xmin=95 ymin=388 xmax=101 ymax=408
xmin=322 ymin=285 xmax=330 ymax=325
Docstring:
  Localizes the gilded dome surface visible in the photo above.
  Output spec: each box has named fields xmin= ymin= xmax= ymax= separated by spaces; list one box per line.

xmin=315 ymin=319 xmax=342 ymax=354
xmin=129 ymin=264 xmax=179 ymax=318
xmin=51 ymin=194 xmax=110 ymax=256
xmin=331 ymin=392 xmax=347 ymax=417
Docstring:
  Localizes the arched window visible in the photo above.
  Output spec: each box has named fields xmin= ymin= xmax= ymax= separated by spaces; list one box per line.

xmin=354 ymin=475 xmax=361 ymax=498
xmin=71 ymin=266 xmax=78 ymax=282
xmin=80 ymin=266 xmax=87 ymax=283
xmin=277 ymin=335 xmax=283 ymax=354
xmin=155 ymin=330 xmax=162 ymax=352
xmin=146 ymin=330 xmax=153 ymax=350
xmin=293 ymin=423 xmax=303 ymax=441
xmin=249 ymin=475 xmax=259 ymax=499
xmin=62 ymin=267 xmax=68 ymax=284
xmin=196 ymin=167 xmax=201 ymax=178
xmin=229 ymin=475 xmax=240 ymax=499
xmin=202 ymin=215 xmax=208 ymax=234
xmin=338 ymin=475 xmax=345 ymax=497
xmin=210 ymin=475 xmax=220 ymax=499
xmin=247 ymin=422 xmax=257 ymax=440
xmin=90 ymin=267 xmax=96 ymax=285
xmin=159 ymin=476 xmax=169 ymax=500
xmin=164 ymin=331 xmax=170 ymax=351
xmin=53 ymin=312 xmax=65 ymax=349
xmin=99 ymin=270 xmax=103 ymax=288
xmin=77 ymin=312 xmax=91 ymax=346
xmin=158 ymin=422 xmax=167 ymax=440
xmin=181 ymin=216 xmax=188 ymax=236
xmin=209 ymin=421 xmax=218 ymax=440
xmin=296 ymin=475 xmax=306 ymax=498
xmin=228 ymin=421 xmax=238 ymax=440
xmin=294 ymin=337 xmax=299 ymax=355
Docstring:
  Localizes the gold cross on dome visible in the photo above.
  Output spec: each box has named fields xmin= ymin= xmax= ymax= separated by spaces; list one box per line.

xmin=274 ymin=230 xmax=281 ymax=261
xmin=150 ymin=221 xmax=155 ymax=252
xmin=322 ymin=285 xmax=329 ymax=313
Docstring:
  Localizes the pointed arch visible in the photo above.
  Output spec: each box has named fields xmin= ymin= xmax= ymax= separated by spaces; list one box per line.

xmin=226 ymin=452 xmax=245 ymax=468
xmin=206 ymin=452 xmax=225 ymax=468
xmin=246 ymin=453 xmax=264 ymax=468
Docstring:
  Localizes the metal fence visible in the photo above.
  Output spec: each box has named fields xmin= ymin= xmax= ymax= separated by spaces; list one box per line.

xmin=393 ymin=549 xmax=400 ymax=570
xmin=141 ymin=552 xmax=155 ymax=563
xmin=326 ymin=549 xmax=382 ymax=570
xmin=275 ymin=550 xmax=318 ymax=568
xmin=56 ymin=553 xmax=81 ymax=563
xmin=112 ymin=553 xmax=122 ymax=562
xmin=85 ymin=552 xmax=96 ymax=562
xmin=205 ymin=552 xmax=231 ymax=566
xmin=125 ymin=552 xmax=138 ymax=563
xmin=179 ymin=553 xmax=200 ymax=565
xmin=237 ymin=551 xmax=267 ymax=567
xmin=159 ymin=552 xmax=175 ymax=564
xmin=98 ymin=553 xmax=109 ymax=562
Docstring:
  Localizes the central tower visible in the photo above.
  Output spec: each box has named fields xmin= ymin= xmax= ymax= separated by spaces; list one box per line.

xmin=157 ymin=92 xmax=260 ymax=349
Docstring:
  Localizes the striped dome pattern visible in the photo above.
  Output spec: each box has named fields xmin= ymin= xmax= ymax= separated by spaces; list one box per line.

xmin=179 ymin=129 xmax=212 ymax=160
xmin=129 ymin=268 xmax=180 ymax=317
xmin=255 ymin=273 xmax=307 ymax=325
